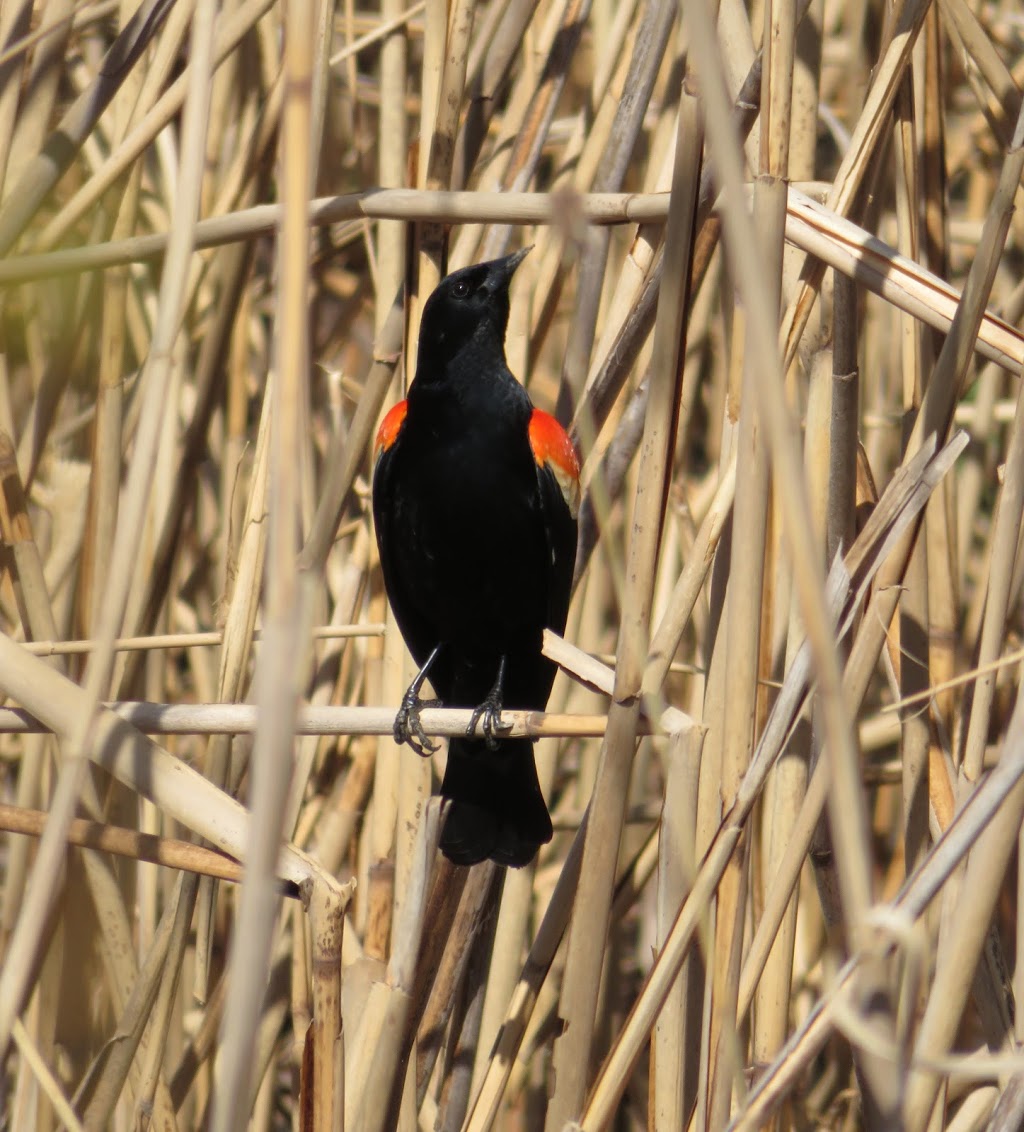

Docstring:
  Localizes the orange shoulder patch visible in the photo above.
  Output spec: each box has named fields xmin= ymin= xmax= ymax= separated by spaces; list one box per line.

xmin=375 ymin=400 xmax=408 ymax=458
xmin=529 ymin=409 xmax=580 ymax=519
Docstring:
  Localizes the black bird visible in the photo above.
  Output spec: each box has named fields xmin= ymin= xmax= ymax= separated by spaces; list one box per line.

xmin=372 ymin=249 xmax=579 ymax=867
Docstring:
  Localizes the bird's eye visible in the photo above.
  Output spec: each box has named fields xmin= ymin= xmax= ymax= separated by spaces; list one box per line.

xmin=451 ymin=280 xmax=470 ymax=299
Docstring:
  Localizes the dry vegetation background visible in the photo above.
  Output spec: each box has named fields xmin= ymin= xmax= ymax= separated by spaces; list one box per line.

xmin=0 ymin=0 xmax=1024 ymax=1128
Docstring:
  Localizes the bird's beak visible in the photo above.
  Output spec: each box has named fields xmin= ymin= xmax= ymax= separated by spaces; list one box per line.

xmin=485 ymin=246 xmax=532 ymax=291
xmin=503 ymin=246 xmax=532 ymax=274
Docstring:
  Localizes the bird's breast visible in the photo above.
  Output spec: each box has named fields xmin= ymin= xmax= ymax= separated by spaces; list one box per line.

xmin=384 ymin=414 xmax=548 ymax=651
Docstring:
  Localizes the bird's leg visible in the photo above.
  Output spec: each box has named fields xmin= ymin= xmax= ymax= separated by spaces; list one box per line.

xmin=467 ymin=656 xmax=513 ymax=750
xmin=394 ymin=644 xmax=443 ymax=757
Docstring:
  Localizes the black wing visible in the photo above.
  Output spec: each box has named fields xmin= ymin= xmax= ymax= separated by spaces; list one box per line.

xmin=535 ymin=460 xmax=578 ymax=638
xmin=372 ymin=425 xmax=454 ymax=694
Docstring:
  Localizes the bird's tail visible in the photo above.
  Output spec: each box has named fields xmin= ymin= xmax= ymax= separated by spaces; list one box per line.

xmin=439 ymin=736 xmax=553 ymax=868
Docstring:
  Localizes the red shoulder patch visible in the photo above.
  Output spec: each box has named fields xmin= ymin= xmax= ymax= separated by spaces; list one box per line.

xmin=375 ymin=400 xmax=408 ymax=458
xmin=529 ymin=409 xmax=580 ymax=519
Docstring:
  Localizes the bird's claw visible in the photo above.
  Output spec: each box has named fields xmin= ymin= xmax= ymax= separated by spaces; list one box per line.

xmin=467 ymin=694 xmax=512 ymax=750
xmin=394 ymin=691 xmax=442 ymax=757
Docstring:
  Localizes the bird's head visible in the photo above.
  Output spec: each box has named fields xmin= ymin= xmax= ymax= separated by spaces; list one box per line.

xmin=415 ymin=248 xmax=531 ymax=376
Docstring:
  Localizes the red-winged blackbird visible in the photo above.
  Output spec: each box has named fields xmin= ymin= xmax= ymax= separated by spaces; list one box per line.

xmin=372 ymin=249 xmax=579 ymax=867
